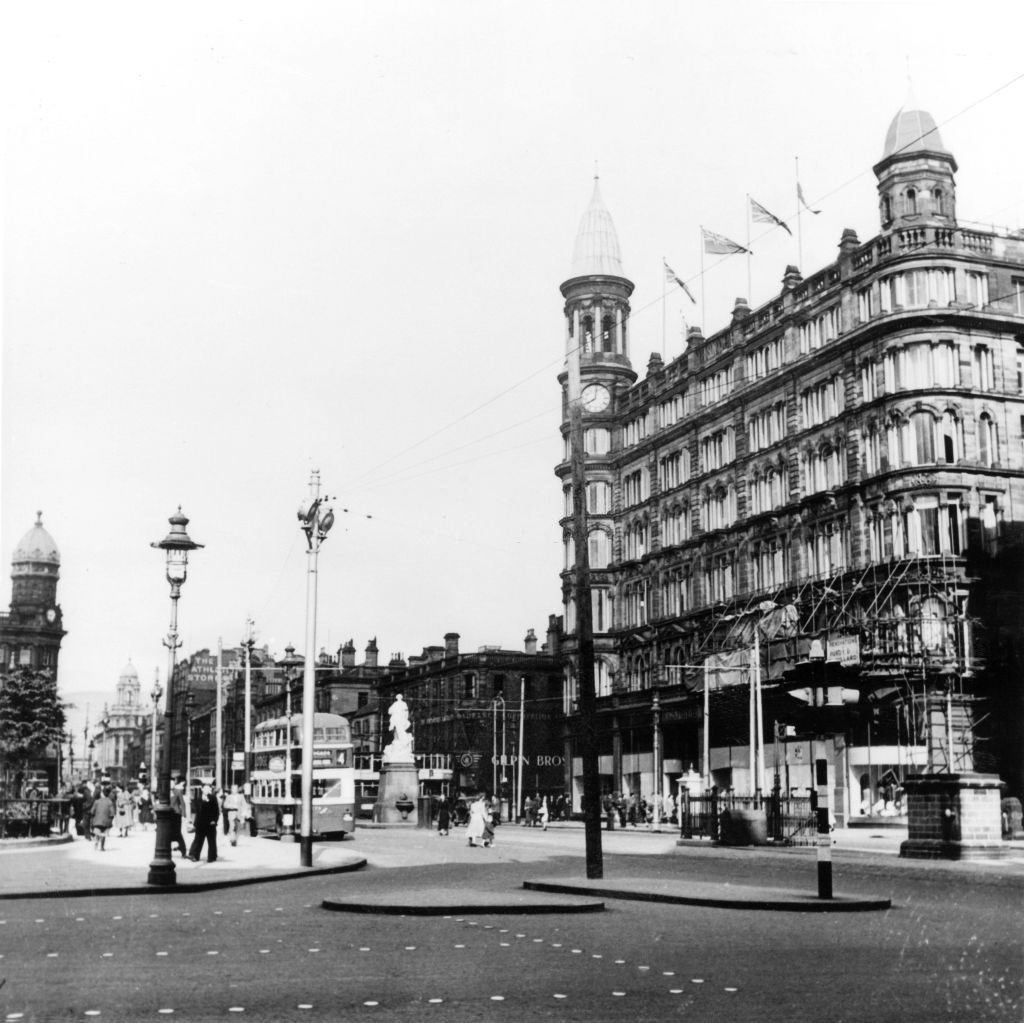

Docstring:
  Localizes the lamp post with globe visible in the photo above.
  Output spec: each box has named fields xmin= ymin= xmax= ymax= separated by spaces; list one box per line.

xmin=147 ymin=508 xmax=203 ymax=887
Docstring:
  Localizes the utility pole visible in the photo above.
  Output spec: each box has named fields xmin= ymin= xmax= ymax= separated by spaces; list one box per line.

xmin=568 ymin=343 xmax=603 ymax=878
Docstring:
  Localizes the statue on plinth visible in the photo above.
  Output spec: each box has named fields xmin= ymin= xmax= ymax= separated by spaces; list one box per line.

xmin=383 ymin=693 xmax=413 ymax=763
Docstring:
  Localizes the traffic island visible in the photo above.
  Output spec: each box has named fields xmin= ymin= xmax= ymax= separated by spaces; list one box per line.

xmin=523 ymin=877 xmax=891 ymax=913
xmin=321 ymin=888 xmax=605 ymax=915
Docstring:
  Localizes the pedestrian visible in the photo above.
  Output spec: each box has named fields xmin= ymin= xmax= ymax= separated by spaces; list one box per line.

xmin=223 ymin=785 xmax=245 ymax=846
xmin=436 ymin=797 xmax=450 ymax=837
xmin=79 ymin=783 xmax=95 ymax=841
xmin=466 ymin=794 xmax=487 ymax=847
xmin=114 ymin=786 xmax=134 ymax=837
xmin=187 ymin=784 xmax=219 ymax=863
xmin=91 ymin=786 xmax=115 ymax=851
xmin=137 ymin=785 xmax=154 ymax=830
xmin=539 ymin=795 xmax=549 ymax=831
xmin=169 ymin=780 xmax=188 ymax=858
xmin=481 ymin=798 xmax=496 ymax=848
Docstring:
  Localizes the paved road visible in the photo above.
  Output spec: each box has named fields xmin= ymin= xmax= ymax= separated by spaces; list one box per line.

xmin=1 ymin=826 xmax=1021 ymax=1021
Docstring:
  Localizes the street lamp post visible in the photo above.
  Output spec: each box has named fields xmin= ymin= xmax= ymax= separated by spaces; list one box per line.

xmin=88 ymin=739 xmax=95 ymax=783
xmin=242 ymin=619 xmax=255 ymax=789
xmin=147 ymin=507 xmax=203 ymax=887
xmin=296 ymin=471 xmax=334 ymax=868
xmin=149 ymin=671 xmax=162 ymax=793
xmin=491 ymin=694 xmax=505 ymax=816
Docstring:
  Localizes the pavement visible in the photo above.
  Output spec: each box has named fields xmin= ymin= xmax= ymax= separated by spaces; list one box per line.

xmin=3 ymin=819 xmax=1022 ymax=911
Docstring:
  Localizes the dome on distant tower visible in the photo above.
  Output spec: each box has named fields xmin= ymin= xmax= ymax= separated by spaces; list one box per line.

xmin=881 ymin=107 xmax=951 ymax=161
xmin=570 ymin=177 xmax=625 ymax=278
xmin=12 ymin=512 xmax=60 ymax=567
xmin=119 ymin=661 xmax=139 ymax=684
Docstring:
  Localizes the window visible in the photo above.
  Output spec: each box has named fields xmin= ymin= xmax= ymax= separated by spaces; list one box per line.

xmin=463 ymin=673 xmax=478 ymax=699
xmin=746 ymin=339 xmax=782 ymax=379
xmin=623 ymin=414 xmax=649 ymax=447
xmin=802 ymin=443 xmax=845 ymax=494
xmin=861 ymin=361 xmax=877 ymax=401
xmin=706 ymin=553 xmax=735 ymax=602
xmin=659 ymin=570 xmax=691 ymax=618
xmin=978 ymin=412 xmax=998 ymax=466
xmin=623 ymin=579 xmax=649 ymax=626
xmin=1014 ymin=280 xmax=1024 ymax=316
xmin=659 ymin=451 xmax=682 ymax=491
xmin=902 ymin=495 xmax=963 ymax=556
xmin=911 ymin=411 xmax=936 ymax=464
xmin=584 ymin=428 xmax=611 ymax=454
xmin=587 ymin=481 xmax=612 ymax=514
xmin=700 ymin=426 xmax=734 ymax=472
xmin=749 ymin=464 xmax=787 ymax=512
xmin=701 ymin=484 xmax=736 ymax=530
xmin=661 ymin=503 xmax=691 ymax=546
xmin=905 ymin=188 xmax=917 ymax=215
xmin=965 ymin=271 xmax=990 ymax=308
xmin=659 ymin=393 xmax=685 ymax=428
xmin=879 ymin=269 xmax=955 ymax=312
xmin=805 ymin=520 xmax=847 ymax=577
xmin=940 ymin=412 xmax=960 ymax=464
xmin=589 ymin=529 xmax=612 ymax=568
xmin=933 ymin=188 xmax=945 ymax=216
xmin=864 ymin=424 xmax=882 ymax=475
xmin=973 ymin=346 xmax=994 ymax=390
xmin=798 ymin=306 xmax=841 ymax=354
xmin=752 ymin=539 xmax=787 ymax=591
xmin=697 ymin=365 xmax=734 ymax=407
xmin=622 ymin=468 xmax=648 ymax=506
xmin=800 ymin=376 xmax=843 ymax=427
xmin=592 ymin=589 xmax=611 ymax=633
xmin=748 ymin=403 xmax=786 ymax=453
xmin=857 ymin=286 xmax=874 ymax=324
xmin=623 ymin=519 xmax=649 ymax=560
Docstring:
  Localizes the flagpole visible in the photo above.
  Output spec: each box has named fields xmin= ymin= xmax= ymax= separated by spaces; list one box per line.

xmin=699 ymin=228 xmax=705 ymax=335
xmin=796 ymin=156 xmax=804 ymax=270
xmin=661 ymin=256 xmax=667 ymax=358
xmin=745 ymin=195 xmax=752 ymax=305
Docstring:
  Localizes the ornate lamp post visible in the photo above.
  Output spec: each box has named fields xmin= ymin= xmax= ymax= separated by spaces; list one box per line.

xmin=296 ymin=470 xmax=334 ymax=867
xmin=88 ymin=739 xmax=96 ymax=782
xmin=147 ymin=507 xmax=203 ymax=887
xmin=149 ymin=671 xmax=162 ymax=793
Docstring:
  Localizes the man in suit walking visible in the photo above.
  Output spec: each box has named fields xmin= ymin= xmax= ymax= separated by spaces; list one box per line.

xmin=187 ymin=784 xmax=220 ymax=863
xmin=169 ymin=780 xmax=188 ymax=858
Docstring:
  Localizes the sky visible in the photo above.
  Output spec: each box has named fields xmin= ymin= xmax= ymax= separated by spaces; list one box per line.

xmin=4 ymin=1 xmax=1024 ymax=740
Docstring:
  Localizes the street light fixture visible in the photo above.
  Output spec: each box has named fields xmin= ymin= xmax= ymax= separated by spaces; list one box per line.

xmin=296 ymin=471 xmax=333 ymax=868
xmin=808 ymin=638 xmax=832 ymax=899
xmin=491 ymin=694 xmax=506 ymax=816
xmin=147 ymin=507 xmax=203 ymax=887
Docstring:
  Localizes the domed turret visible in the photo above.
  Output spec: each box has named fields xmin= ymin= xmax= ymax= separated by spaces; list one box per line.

xmin=12 ymin=512 xmax=60 ymax=571
xmin=10 ymin=512 xmax=60 ymax=612
xmin=116 ymin=659 xmax=141 ymax=707
xmin=874 ymin=105 xmax=957 ymax=230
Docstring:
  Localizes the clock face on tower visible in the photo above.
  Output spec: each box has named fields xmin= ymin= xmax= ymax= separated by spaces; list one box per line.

xmin=45 ymin=609 xmax=57 ymax=624
xmin=581 ymin=382 xmax=611 ymax=413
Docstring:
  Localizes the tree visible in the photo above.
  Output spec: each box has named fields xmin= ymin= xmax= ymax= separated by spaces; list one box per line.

xmin=0 ymin=668 xmax=67 ymax=794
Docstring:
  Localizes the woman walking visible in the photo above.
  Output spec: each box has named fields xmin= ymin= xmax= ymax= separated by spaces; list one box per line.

xmin=466 ymin=794 xmax=487 ymax=847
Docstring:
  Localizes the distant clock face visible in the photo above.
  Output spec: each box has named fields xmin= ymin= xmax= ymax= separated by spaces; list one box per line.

xmin=581 ymin=383 xmax=611 ymax=412
xmin=45 ymin=609 xmax=57 ymax=623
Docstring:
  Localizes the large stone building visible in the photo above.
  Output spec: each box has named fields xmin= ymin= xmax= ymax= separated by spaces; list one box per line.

xmin=555 ymin=106 xmax=1024 ymax=819
xmin=89 ymin=660 xmax=149 ymax=786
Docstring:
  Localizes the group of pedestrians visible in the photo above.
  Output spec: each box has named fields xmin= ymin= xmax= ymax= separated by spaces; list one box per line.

xmin=67 ymin=778 xmax=250 ymax=860
xmin=68 ymin=780 xmax=155 ymax=849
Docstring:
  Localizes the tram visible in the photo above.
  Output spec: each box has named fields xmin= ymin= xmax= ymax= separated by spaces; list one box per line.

xmin=250 ymin=712 xmax=356 ymax=839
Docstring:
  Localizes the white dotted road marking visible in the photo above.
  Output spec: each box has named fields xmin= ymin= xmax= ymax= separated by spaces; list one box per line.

xmin=725 ymin=987 xmax=738 ymax=992
xmin=259 ymin=950 xmax=270 ymax=955
xmin=156 ymin=952 xmax=168 ymax=957
xmin=553 ymin=994 xmax=568 ymax=1000
xmin=428 ymin=999 xmax=443 ymax=1004
xmin=158 ymin=1011 xmax=174 ymax=1015
xmin=228 ymin=1009 xmax=245 ymax=1014
xmin=490 ymin=996 xmax=505 ymax=1002
xmin=298 ymin=1006 xmax=313 ymax=1011
xmin=499 ymin=942 xmax=511 ymax=947
xmin=101 ymin=953 xmax=113 ymax=958
xmin=614 ymin=959 xmax=626 ymax=964
xmin=47 ymin=953 xmax=58 ymax=958
xmin=612 ymin=991 xmax=626 ymax=997
xmin=669 ymin=989 xmax=684 ymax=995
xmin=308 ymin=948 xmax=320 ymax=953
xmin=207 ymin=951 xmax=219 ymax=956
xmin=454 ymin=944 xmax=465 ymax=949
xmin=363 ymin=1002 xmax=378 ymax=1007
xmin=691 ymin=978 xmax=705 ymax=984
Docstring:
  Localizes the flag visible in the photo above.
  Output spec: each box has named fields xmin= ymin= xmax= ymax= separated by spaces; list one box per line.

xmin=663 ymin=259 xmax=696 ymax=303
xmin=702 ymin=227 xmax=749 ymax=255
xmin=750 ymin=196 xmax=792 ymax=236
xmin=797 ymin=182 xmax=821 ymax=215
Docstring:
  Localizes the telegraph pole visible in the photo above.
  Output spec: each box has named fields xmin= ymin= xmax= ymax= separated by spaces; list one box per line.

xmin=568 ymin=344 xmax=603 ymax=878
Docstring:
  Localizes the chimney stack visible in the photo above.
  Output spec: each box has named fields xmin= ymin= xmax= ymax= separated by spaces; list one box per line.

xmin=444 ymin=632 xmax=460 ymax=658
xmin=524 ymin=628 xmax=538 ymax=655
xmin=364 ymin=638 xmax=378 ymax=669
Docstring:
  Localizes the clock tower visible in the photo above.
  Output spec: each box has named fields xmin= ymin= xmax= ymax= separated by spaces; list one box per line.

xmin=0 ymin=512 xmax=66 ymax=675
xmin=557 ymin=178 xmax=636 ymax=699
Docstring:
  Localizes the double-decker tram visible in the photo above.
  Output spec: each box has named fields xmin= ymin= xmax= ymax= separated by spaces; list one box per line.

xmin=250 ymin=712 xmax=356 ymax=839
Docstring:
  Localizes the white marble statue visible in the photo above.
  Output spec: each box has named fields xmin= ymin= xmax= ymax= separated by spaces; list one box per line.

xmin=383 ymin=693 xmax=413 ymax=762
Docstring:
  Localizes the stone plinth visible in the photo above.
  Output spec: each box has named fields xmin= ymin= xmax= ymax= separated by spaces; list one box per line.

xmin=900 ymin=773 xmax=1006 ymax=861
xmin=372 ymin=760 xmax=420 ymax=825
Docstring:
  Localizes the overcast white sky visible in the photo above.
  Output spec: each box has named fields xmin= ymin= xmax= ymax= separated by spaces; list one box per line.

xmin=4 ymin=2 xmax=1023 ymax=736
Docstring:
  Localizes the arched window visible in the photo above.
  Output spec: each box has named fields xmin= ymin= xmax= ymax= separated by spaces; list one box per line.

xmin=978 ymin=412 xmax=998 ymax=466
xmin=911 ymin=410 xmax=935 ymax=465
xmin=882 ymin=195 xmax=892 ymax=223
xmin=906 ymin=187 xmax=917 ymax=214
xmin=933 ymin=188 xmax=944 ymax=215
xmin=940 ymin=411 xmax=959 ymax=463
